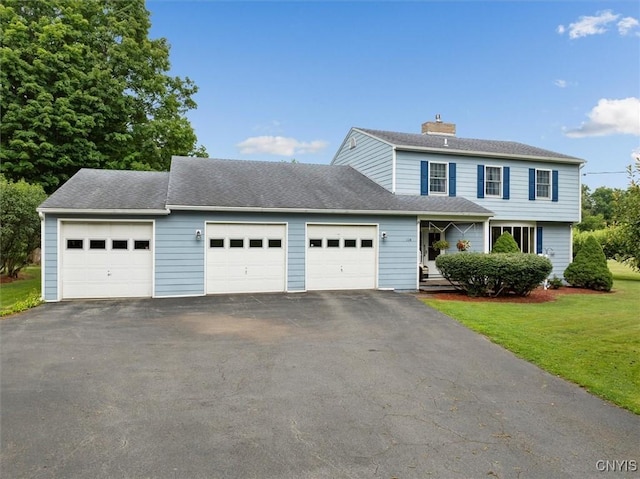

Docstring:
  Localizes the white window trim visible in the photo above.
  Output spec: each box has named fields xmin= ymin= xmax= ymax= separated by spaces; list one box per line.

xmin=535 ymin=168 xmax=552 ymax=200
xmin=484 ymin=165 xmax=502 ymax=198
xmin=429 ymin=161 xmax=448 ymax=196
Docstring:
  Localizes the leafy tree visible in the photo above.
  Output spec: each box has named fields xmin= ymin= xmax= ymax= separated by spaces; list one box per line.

xmin=564 ymin=235 xmax=613 ymax=291
xmin=613 ymin=164 xmax=640 ymax=271
xmin=591 ymin=187 xmax=618 ymax=224
xmin=491 ymin=232 xmax=520 ymax=253
xmin=0 ymin=0 xmax=207 ymax=193
xmin=0 ymin=176 xmax=47 ymax=278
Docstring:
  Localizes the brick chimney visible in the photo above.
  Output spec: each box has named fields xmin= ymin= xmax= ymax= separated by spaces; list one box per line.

xmin=421 ymin=114 xmax=456 ymax=136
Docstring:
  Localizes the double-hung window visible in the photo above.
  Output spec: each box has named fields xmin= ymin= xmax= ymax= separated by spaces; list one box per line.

xmin=429 ymin=162 xmax=447 ymax=194
xmin=485 ymin=166 xmax=502 ymax=197
xmin=536 ymin=169 xmax=551 ymax=199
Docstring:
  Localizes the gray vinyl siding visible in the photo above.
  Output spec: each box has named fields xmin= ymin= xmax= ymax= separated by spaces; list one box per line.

xmin=395 ymin=150 xmax=581 ymax=222
xmin=538 ymin=222 xmax=573 ymax=280
xmin=332 ymin=130 xmax=394 ymax=191
xmin=155 ymin=213 xmax=205 ymax=296
xmin=395 ymin=151 xmax=424 ymax=195
xmin=42 ymin=215 xmax=58 ymax=301
xmin=154 ymin=211 xmax=419 ymax=295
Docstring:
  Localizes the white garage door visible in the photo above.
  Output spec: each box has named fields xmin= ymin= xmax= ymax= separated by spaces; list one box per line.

xmin=306 ymin=224 xmax=377 ymax=291
xmin=206 ymin=223 xmax=287 ymax=294
xmin=61 ymin=222 xmax=153 ymax=299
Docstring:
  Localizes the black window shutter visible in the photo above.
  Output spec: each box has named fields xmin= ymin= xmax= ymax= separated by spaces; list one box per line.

xmin=448 ymin=162 xmax=456 ymax=197
xmin=420 ymin=161 xmax=429 ymax=196
xmin=529 ymin=168 xmax=536 ymax=200
xmin=477 ymin=165 xmax=484 ymax=198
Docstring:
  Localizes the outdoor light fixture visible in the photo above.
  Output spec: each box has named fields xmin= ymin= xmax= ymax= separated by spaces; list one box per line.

xmin=381 ymin=232 xmax=388 ymax=240
xmin=195 ymin=229 xmax=202 ymax=241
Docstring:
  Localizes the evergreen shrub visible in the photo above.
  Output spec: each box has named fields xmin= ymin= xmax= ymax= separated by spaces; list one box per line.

xmin=491 ymin=232 xmax=520 ymax=253
xmin=564 ymin=235 xmax=613 ymax=291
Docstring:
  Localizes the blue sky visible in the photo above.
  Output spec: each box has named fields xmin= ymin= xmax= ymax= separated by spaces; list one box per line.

xmin=147 ymin=1 xmax=640 ymax=190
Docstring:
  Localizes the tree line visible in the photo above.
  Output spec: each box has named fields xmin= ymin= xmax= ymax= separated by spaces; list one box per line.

xmin=575 ymin=165 xmax=640 ymax=272
xmin=1 ymin=0 xmax=207 ymax=277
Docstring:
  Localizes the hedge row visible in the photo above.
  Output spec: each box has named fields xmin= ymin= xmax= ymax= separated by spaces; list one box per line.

xmin=435 ymin=252 xmax=553 ymax=297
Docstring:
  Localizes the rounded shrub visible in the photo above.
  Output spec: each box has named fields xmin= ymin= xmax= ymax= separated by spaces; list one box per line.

xmin=491 ymin=232 xmax=520 ymax=253
xmin=436 ymin=252 xmax=552 ymax=297
xmin=564 ymin=235 xmax=613 ymax=291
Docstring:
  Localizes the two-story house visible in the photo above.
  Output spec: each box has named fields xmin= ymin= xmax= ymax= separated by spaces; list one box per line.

xmin=37 ymin=118 xmax=583 ymax=301
xmin=332 ymin=118 xmax=584 ymax=280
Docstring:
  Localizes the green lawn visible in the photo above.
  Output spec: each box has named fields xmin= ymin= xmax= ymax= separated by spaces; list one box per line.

xmin=0 ymin=266 xmax=42 ymax=316
xmin=422 ymin=261 xmax=640 ymax=414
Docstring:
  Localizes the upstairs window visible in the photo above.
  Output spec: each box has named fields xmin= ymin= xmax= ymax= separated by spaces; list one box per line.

xmin=529 ymin=168 xmax=558 ymax=202
xmin=429 ymin=162 xmax=447 ymax=194
xmin=485 ymin=166 xmax=502 ymax=197
xmin=536 ymin=169 xmax=551 ymax=199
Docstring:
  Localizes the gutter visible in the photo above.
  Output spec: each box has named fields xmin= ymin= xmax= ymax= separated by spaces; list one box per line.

xmin=36 ymin=208 xmax=171 ymax=215
xmin=165 ymin=204 xmax=493 ymax=217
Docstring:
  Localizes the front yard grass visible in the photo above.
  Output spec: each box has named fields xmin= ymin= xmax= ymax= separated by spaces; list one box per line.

xmin=422 ymin=261 xmax=640 ymax=414
xmin=0 ymin=266 xmax=42 ymax=317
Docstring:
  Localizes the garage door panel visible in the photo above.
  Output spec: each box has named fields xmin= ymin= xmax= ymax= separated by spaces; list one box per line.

xmin=206 ymin=223 xmax=286 ymax=294
xmin=306 ymin=224 xmax=377 ymax=291
xmin=61 ymin=222 xmax=153 ymax=299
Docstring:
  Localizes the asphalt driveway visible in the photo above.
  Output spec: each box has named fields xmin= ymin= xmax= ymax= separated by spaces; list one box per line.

xmin=1 ymin=291 xmax=638 ymax=478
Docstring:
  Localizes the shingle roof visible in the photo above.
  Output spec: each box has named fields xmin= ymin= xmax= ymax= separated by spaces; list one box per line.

xmin=38 ymin=169 xmax=169 ymax=211
xmin=38 ymin=158 xmax=492 ymax=217
xmin=167 ymin=156 xmax=492 ymax=216
xmin=356 ymin=128 xmax=584 ymax=163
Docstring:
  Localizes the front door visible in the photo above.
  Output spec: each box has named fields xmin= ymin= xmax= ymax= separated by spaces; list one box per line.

xmin=421 ymin=230 xmax=444 ymax=279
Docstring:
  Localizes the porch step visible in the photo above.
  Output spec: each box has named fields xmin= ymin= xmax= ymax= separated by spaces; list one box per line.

xmin=419 ymin=279 xmax=458 ymax=293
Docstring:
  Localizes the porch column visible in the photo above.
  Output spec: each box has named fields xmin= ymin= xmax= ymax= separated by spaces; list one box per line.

xmin=483 ymin=219 xmax=490 ymax=253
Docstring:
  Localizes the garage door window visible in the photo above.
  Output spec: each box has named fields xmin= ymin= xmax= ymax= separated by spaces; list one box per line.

xmin=249 ymin=239 xmax=263 ymax=248
xmin=90 ymin=240 xmax=106 ymax=250
xmin=344 ymin=239 xmax=357 ymax=248
xmin=67 ymin=239 xmax=83 ymax=249
xmin=327 ymin=239 xmax=340 ymax=248
xmin=134 ymin=240 xmax=150 ymax=250
xmin=309 ymin=239 xmax=322 ymax=247
xmin=230 ymin=239 xmax=244 ymax=248
xmin=210 ymin=238 xmax=224 ymax=248
xmin=268 ymin=239 xmax=282 ymax=248
xmin=361 ymin=239 xmax=373 ymax=248
xmin=112 ymin=240 xmax=128 ymax=250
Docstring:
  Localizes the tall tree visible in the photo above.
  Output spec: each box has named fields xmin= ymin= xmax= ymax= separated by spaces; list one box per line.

xmin=0 ymin=0 xmax=207 ymax=193
xmin=0 ymin=176 xmax=47 ymax=278
xmin=613 ymin=164 xmax=640 ymax=271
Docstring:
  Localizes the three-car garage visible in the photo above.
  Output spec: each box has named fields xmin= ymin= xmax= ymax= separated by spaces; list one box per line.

xmin=58 ymin=220 xmax=380 ymax=299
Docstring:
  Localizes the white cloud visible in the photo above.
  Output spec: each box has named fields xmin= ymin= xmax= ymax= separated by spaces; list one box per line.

xmin=237 ymin=136 xmax=328 ymax=156
xmin=558 ymin=10 xmax=640 ymax=39
xmin=564 ymin=97 xmax=640 ymax=138
xmin=618 ymin=16 xmax=640 ymax=36
xmin=554 ymin=79 xmax=568 ymax=88
xmin=632 ymin=147 xmax=640 ymax=163
xmin=568 ymin=10 xmax=619 ymax=38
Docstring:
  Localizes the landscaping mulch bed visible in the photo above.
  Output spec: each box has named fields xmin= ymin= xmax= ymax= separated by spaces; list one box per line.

xmin=419 ymin=286 xmax=609 ymax=303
